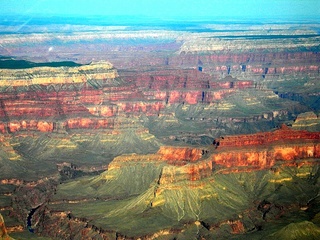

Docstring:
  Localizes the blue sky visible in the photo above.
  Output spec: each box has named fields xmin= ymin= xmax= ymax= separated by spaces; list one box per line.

xmin=1 ymin=0 xmax=320 ymax=20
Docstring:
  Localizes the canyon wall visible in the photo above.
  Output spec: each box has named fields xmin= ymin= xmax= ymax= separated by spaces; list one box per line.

xmin=40 ymin=127 xmax=320 ymax=239
xmin=106 ymin=127 xmax=320 ymax=184
xmin=0 ymin=60 xmax=273 ymax=135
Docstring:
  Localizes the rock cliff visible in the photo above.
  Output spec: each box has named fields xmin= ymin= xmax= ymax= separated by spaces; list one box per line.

xmin=0 ymin=57 xmax=307 ymax=148
xmin=44 ymin=126 xmax=320 ymax=193
xmin=0 ymin=61 xmax=119 ymax=133
xmin=159 ymin=126 xmax=319 ymax=182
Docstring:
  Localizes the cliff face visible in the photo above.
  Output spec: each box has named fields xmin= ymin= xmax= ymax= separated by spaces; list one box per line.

xmin=0 ymin=58 xmax=301 ymax=138
xmin=157 ymin=146 xmax=203 ymax=162
xmin=123 ymin=69 xmax=254 ymax=105
xmin=218 ymin=124 xmax=320 ymax=147
xmin=0 ymin=61 xmax=255 ymax=134
xmin=102 ymin=127 xmax=320 ymax=184
xmin=0 ymin=61 xmax=119 ymax=131
xmin=158 ymin=127 xmax=320 ymax=182
xmin=211 ymin=143 xmax=320 ymax=169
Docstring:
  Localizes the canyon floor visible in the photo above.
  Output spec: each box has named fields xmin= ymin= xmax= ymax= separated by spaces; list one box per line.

xmin=0 ymin=17 xmax=320 ymax=239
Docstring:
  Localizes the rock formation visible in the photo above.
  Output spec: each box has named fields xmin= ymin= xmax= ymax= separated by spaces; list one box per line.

xmin=0 ymin=61 xmax=119 ymax=133
xmin=152 ymin=126 xmax=320 ymax=183
xmin=0 ymin=19 xmax=319 ymax=239
xmin=38 ymin=126 xmax=320 ymax=239
xmin=293 ymin=111 xmax=320 ymax=132
xmin=0 ymin=56 xmax=308 ymax=155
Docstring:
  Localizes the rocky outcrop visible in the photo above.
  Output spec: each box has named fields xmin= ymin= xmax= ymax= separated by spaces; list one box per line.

xmin=159 ymin=159 xmax=213 ymax=184
xmin=0 ymin=61 xmax=165 ymax=133
xmin=0 ymin=214 xmax=13 ymax=240
xmin=161 ymin=126 xmax=319 ymax=182
xmin=0 ymin=61 xmax=118 ymax=133
xmin=41 ymin=127 xmax=320 ymax=239
xmin=0 ymin=59 xmax=280 ymax=136
xmin=292 ymin=111 xmax=320 ymax=132
xmin=0 ymin=61 xmax=117 ymax=86
xmin=102 ymin=127 xmax=320 ymax=184
xmin=157 ymin=146 xmax=203 ymax=162
xmin=208 ymin=126 xmax=320 ymax=171
xmin=217 ymin=124 xmax=319 ymax=148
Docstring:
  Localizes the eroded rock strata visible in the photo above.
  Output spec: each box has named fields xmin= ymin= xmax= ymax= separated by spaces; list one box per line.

xmin=0 ymin=60 xmax=309 ymax=139
xmin=0 ymin=21 xmax=319 ymax=239
xmin=32 ymin=126 xmax=319 ymax=239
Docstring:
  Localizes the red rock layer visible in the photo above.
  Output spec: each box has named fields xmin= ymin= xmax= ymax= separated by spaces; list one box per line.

xmin=211 ymin=127 xmax=320 ymax=170
xmin=217 ymin=124 xmax=320 ymax=148
xmin=156 ymin=127 xmax=320 ymax=182
xmin=157 ymin=146 xmax=203 ymax=162
xmin=0 ymin=63 xmax=254 ymax=133
xmin=123 ymin=69 xmax=254 ymax=104
xmin=174 ymin=52 xmax=320 ymax=65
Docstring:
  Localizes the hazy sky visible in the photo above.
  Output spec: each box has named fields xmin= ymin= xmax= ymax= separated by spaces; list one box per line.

xmin=1 ymin=0 xmax=320 ymax=20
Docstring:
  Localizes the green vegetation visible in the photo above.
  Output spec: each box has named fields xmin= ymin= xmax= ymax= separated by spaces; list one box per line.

xmin=54 ymin=159 xmax=164 ymax=200
xmin=0 ymin=57 xmax=82 ymax=69
xmin=145 ymin=87 xmax=304 ymax=141
xmin=266 ymin=221 xmax=320 ymax=240
xmin=0 ymin=127 xmax=161 ymax=181
xmin=50 ymin=158 xmax=320 ymax=238
xmin=10 ymin=231 xmax=52 ymax=240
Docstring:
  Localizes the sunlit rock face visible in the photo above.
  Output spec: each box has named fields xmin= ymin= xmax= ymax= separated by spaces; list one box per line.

xmin=157 ymin=146 xmax=203 ymax=162
xmin=0 ymin=61 xmax=119 ymax=133
xmin=92 ymin=127 xmax=320 ymax=185
xmin=218 ymin=124 xmax=319 ymax=147
xmin=159 ymin=127 xmax=320 ymax=182
xmin=0 ymin=58 xmax=299 ymax=139
xmin=0 ymin=61 xmax=255 ymax=134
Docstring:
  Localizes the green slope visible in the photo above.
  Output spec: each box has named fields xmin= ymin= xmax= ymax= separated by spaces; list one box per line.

xmin=48 ymin=159 xmax=320 ymax=238
xmin=266 ymin=221 xmax=320 ymax=240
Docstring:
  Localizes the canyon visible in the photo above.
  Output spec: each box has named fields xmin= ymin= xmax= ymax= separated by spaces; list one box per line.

xmin=39 ymin=126 xmax=320 ymax=239
xmin=0 ymin=18 xmax=319 ymax=239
